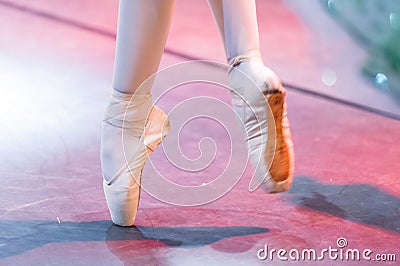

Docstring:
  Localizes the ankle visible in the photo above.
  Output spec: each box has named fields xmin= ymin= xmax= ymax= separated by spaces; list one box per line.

xmin=104 ymin=89 xmax=153 ymax=134
xmin=228 ymin=54 xmax=281 ymax=95
xmin=227 ymin=49 xmax=263 ymax=68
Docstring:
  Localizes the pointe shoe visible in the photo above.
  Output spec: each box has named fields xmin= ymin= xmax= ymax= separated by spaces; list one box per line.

xmin=228 ymin=51 xmax=294 ymax=193
xmin=101 ymin=90 xmax=170 ymax=226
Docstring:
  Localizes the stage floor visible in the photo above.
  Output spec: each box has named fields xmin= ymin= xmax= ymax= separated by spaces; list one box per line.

xmin=0 ymin=0 xmax=399 ymax=265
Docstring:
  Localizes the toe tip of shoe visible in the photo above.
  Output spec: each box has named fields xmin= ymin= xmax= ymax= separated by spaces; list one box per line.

xmin=261 ymin=176 xmax=293 ymax=194
xmin=112 ymin=220 xmax=136 ymax=227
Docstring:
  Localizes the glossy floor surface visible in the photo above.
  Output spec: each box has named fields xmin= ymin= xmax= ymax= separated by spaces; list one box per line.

xmin=0 ymin=0 xmax=399 ymax=265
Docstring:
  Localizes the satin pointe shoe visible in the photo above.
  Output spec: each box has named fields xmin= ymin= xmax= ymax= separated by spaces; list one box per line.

xmin=101 ymin=89 xmax=170 ymax=226
xmin=228 ymin=50 xmax=294 ymax=193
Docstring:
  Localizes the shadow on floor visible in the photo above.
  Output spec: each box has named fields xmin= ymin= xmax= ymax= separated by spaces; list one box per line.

xmin=287 ymin=176 xmax=400 ymax=233
xmin=0 ymin=220 xmax=268 ymax=259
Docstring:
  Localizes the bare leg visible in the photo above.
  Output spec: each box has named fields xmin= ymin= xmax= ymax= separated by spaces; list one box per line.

xmin=102 ymin=0 xmax=174 ymax=226
xmin=208 ymin=0 xmax=260 ymax=60
xmin=112 ymin=0 xmax=176 ymax=94
xmin=207 ymin=0 xmax=226 ymax=54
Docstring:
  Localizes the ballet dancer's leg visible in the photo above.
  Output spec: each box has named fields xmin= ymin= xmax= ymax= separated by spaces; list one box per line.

xmin=208 ymin=0 xmax=294 ymax=192
xmin=208 ymin=0 xmax=260 ymax=59
xmin=207 ymin=0 xmax=226 ymax=54
xmin=112 ymin=0 xmax=176 ymax=94
xmin=102 ymin=0 xmax=175 ymax=226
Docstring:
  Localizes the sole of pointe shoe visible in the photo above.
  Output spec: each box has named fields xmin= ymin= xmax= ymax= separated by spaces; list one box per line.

xmin=262 ymin=86 xmax=294 ymax=193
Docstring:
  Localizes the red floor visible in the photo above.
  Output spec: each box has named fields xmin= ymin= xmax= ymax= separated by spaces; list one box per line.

xmin=0 ymin=0 xmax=399 ymax=265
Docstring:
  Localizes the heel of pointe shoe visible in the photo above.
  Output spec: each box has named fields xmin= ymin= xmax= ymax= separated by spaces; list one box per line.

xmin=144 ymin=106 xmax=170 ymax=152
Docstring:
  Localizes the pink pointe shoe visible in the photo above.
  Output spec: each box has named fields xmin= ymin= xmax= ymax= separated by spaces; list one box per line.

xmin=228 ymin=51 xmax=294 ymax=193
xmin=101 ymin=90 xmax=170 ymax=226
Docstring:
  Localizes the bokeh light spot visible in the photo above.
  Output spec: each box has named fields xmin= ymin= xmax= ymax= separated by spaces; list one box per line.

xmin=374 ymin=73 xmax=390 ymax=92
xmin=321 ymin=69 xmax=337 ymax=87
xmin=327 ymin=0 xmax=335 ymax=10
xmin=389 ymin=12 xmax=400 ymax=31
